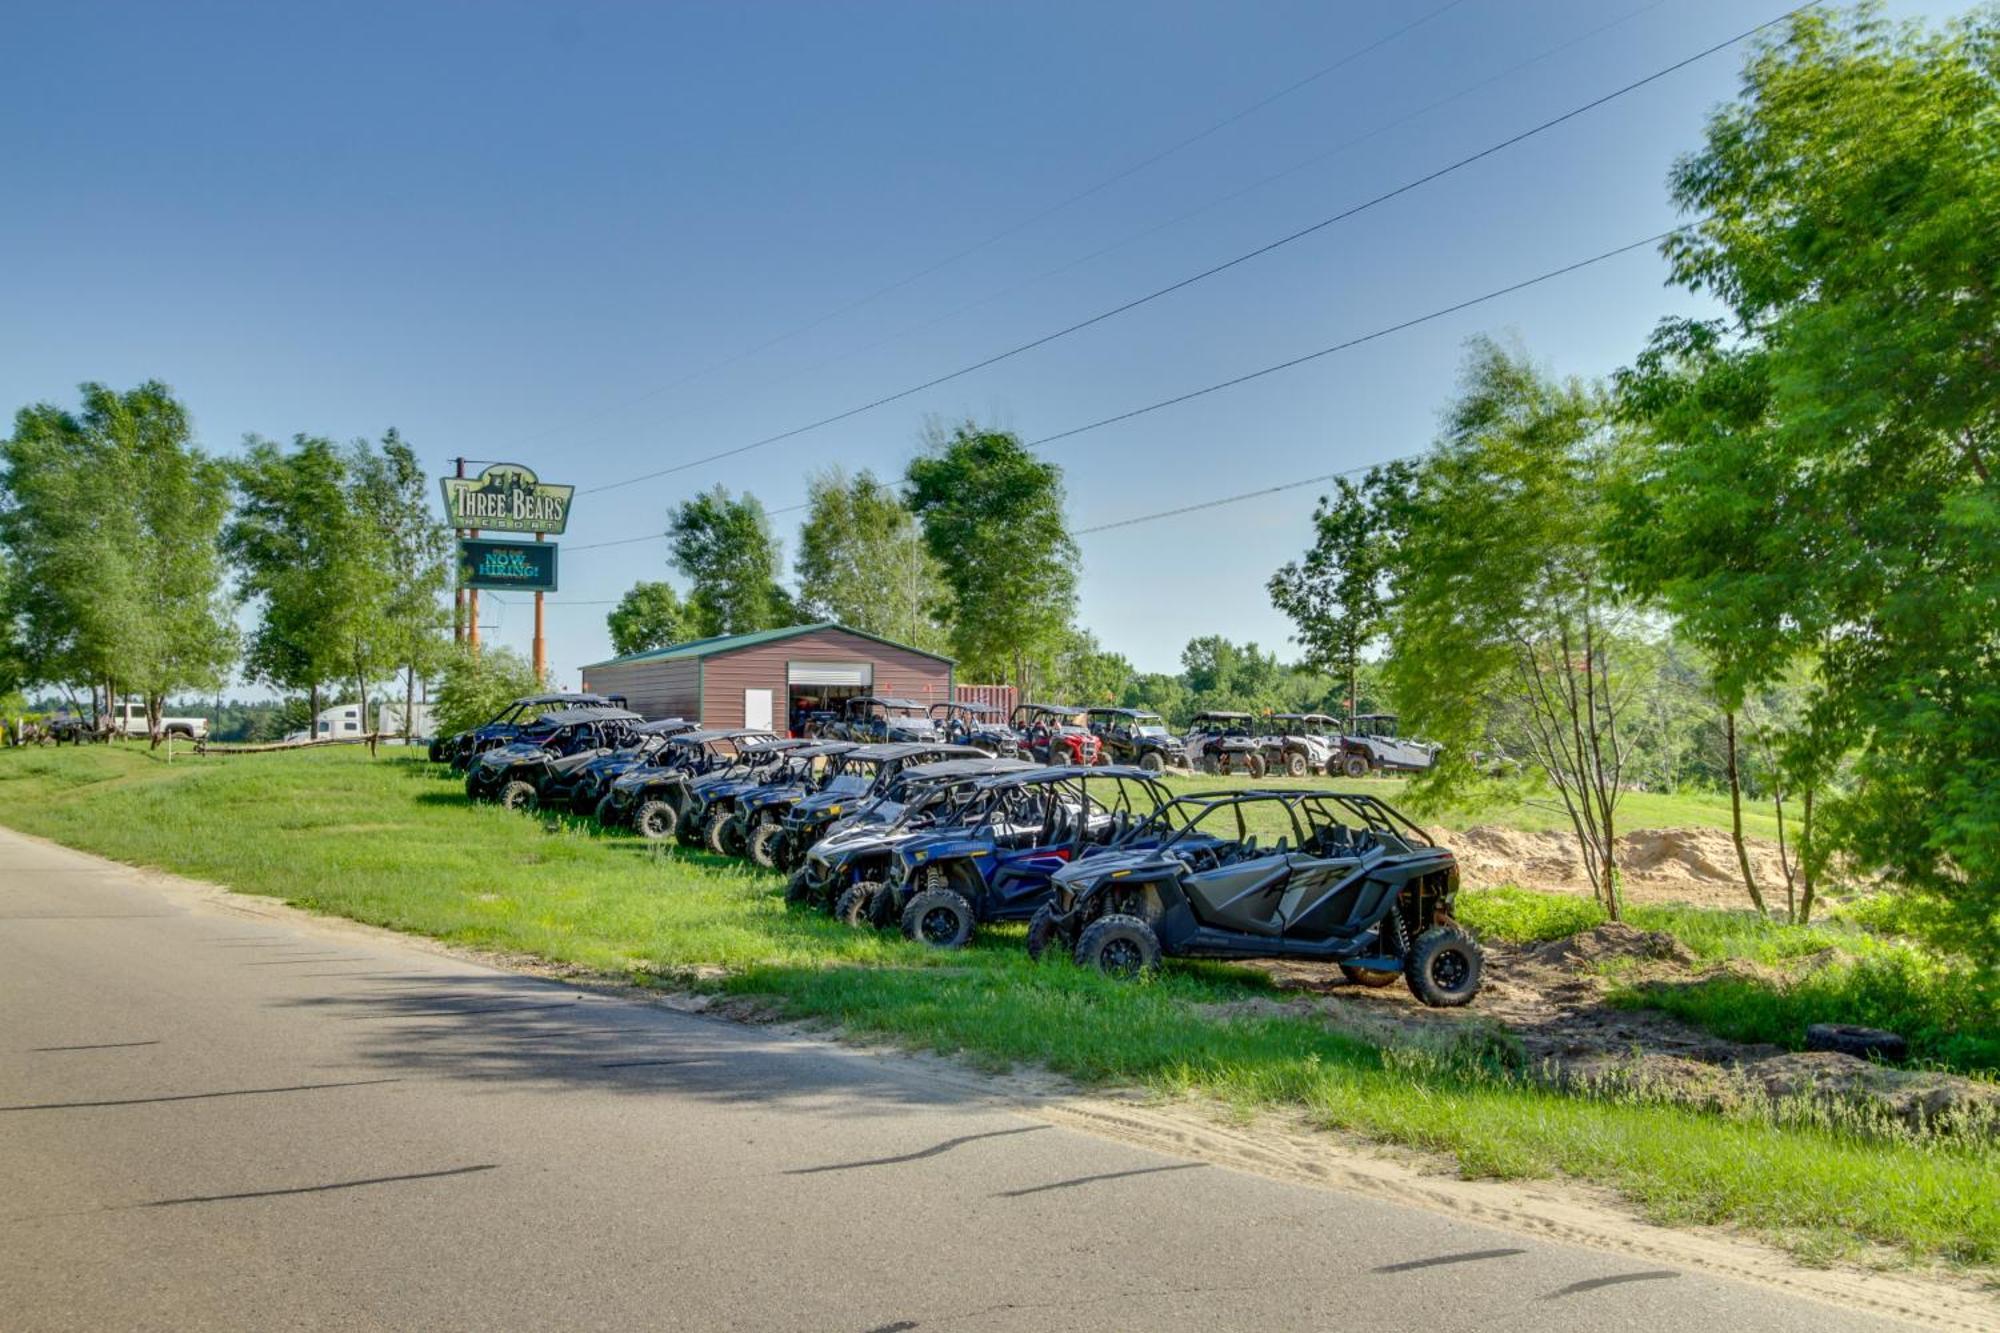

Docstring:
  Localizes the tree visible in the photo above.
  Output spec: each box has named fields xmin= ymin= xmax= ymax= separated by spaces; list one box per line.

xmin=0 ymin=382 xmax=235 ymax=736
xmin=606 ymin=580 xmax=694 ymax=657
xmin=1050 ymin=627 xmax=1134 ymax=706
xmin=905 ymin=424 xmax=1077 ymax=691
xmin=668 ymin=486 xmax=792 ymax=637
xmin=1614 ymin=5 xmax=1998 ymax=944
xmin=1268 ymin=460 xmax=1416 ymax=728
xmin=1385 ymin=339 xmax=1637 ymax=918
xmin=794 ymin=468 xmax=947 ymax=651
xmin=350 ymin=431 xmax=451 ymax=741
xmin=431 ymin=643 xmax=540 ymax=740
xmin=225 ymin=436 xmax=391 ymax=727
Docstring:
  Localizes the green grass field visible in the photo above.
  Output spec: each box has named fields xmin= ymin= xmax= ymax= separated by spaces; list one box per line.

xmin=0 ymin=744 xmax=1991 ymax=1271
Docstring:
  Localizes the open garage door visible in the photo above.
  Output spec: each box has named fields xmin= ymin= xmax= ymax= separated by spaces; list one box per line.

xmin=788 ymin=661 xmax=871 ymax=688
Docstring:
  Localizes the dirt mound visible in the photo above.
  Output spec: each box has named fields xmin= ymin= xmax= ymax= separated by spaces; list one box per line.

xmin=1521 ymin=922 xmax=1695 ymax=970
xmin=1439 ymin=824 xmax=1795 ymax=909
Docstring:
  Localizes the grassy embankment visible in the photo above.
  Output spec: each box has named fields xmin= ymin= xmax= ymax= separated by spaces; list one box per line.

xmin=0 ymin=744 xmax=1992 ymax=1271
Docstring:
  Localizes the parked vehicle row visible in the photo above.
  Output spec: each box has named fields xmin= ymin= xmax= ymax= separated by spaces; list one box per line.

xmin=444 ymin=693 xmax=1481 ymax=1004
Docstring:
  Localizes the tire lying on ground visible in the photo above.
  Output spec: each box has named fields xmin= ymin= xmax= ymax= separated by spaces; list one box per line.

xmin=1806 ymin=1023 xmax=1908 ymax=1062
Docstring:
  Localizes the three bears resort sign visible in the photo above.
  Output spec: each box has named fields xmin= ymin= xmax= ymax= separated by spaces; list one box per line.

xmin=440 ymin=462 xmax=574 ymax=536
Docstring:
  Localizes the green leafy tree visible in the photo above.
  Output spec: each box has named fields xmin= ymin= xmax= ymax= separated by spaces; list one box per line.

xmin=606 ymin=580 xmax=693 ymax=657
xmin=1268 ymin=461 xmax=1416 ymax=728
xmin=794 ymin=468 xmax=946 ymax=651
xmin=1 ymin=382 xmax=235 ymax=737
xmin=905 ymin=424 xmax=1077 ymax=691
xmin=430 ymin=644 xmax=540 ymax=740
xmin=350 ymin=431 xmax=450 ymax=739
xmin=1050 ymin=627 xmax=1134 ymax=705
xmin=1385 ymin=339 xmax=1637 ymax=917
xmin=1614 ymin=5 xmax=1998 ymax=943
xmin=225 ymin=436 xmax=391 ymax=726
xmin=668 ymin=486 xmax=792 ymax=636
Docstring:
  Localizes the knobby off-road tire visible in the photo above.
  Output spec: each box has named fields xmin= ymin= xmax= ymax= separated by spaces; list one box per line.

xmin=747 ymin=820 xmax=785 ymax=870
xmin=1343 ymin=754 xmax=1370 ymax=779
xmin=900 ymin=887 xmax=975 ymax=949
xmin=1138 ymin=752 xmax=1164 ymax=774
xmin=1339 ymin=964 xmax=1401 ymax=989
xmin=705 ymin=808 xmax=736 ymax=857
xmin=833 ymin=884 xmax=878 ymax=928
xmin=1025 ymin=903 xmax=1067 ymax=962
xmin=594 ymin=792 xmax=623 ymax=827
xmin=497 ymin=780 xmax=539 ymax=813
xmin=1404 ymin=926 xmax=1483 ymax=1007
xmin=1245 ymin=753 xmax=1268 ymax=780
xmin=1806 ymin=1023 xmax=1909 ymax=1062
xmin=784 ymin=869 xmax=814 ymax=907
xmin=1074 ymin=913 xmax=1161 ymax=979
xmin=633 ymin=798 xmax=679 ymax=841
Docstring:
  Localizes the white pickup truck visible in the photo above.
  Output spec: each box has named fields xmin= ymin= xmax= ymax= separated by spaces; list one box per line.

xmin=108 ymin=700 xmax=209 ymax=741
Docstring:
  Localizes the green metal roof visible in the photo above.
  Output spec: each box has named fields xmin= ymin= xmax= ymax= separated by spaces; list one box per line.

xmin=582 ymin=621 xmax=954 ymax=670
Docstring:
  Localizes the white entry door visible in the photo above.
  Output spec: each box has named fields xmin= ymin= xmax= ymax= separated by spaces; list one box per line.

xmin=743 ymin=688 xmax=774 ymax=731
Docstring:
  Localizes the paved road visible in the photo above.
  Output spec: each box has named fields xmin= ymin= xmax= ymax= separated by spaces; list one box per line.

xmin=0 ymin=827 xmax=1928 ymax=1332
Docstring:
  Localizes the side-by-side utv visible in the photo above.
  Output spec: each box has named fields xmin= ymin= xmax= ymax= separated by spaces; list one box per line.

xmin=1086 ymin=707 xmax=1188 ymax=773
xmin=463 ymin=707 xmax=645 ymax=809
xmin=1030 ymin=790 xmax=1482 ymax=1007
xmin=564 ymin=718 xmax=697 ymax=813
xmin=786 ymin=757 xmax=1034 ymax=915
xmin=1183 ymin=712 xmax=1266 ymax=777
xmin=1010 ymin=703 xmax=1101 ymax=766
xmin=440 ymin=691 xmax=622 ymax=769
xmin=597 ymin=728 xmax=775 ymax=837
xmin=774 ymin=742 xmax=992 ymax=871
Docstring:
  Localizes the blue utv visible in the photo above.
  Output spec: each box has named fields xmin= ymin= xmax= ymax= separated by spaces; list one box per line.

xmin=773 ymin=742 xmax=992 ymax=872
xmin=864 ymin=765 xmax=1174 ymax=947
xmin=675 ymin=739 xmax=841 ymax=856
xmin=564 ymin=718 xmax=696 ymax=815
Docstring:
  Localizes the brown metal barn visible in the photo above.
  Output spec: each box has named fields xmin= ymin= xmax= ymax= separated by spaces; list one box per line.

xmin=579 ymin=622 xmax=954 ymax=733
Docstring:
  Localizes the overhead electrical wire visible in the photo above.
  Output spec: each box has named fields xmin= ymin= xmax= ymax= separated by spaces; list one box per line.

xmin=574 ymin=5 xmax=1800 ymax=500
xmin=561 ymin=220 xmax=1683 ymax=558
xmin=504 ymin=0 xmax=1474 ymax=453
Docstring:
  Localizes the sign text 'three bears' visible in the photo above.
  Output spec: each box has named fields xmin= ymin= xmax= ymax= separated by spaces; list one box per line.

xmin=440 ymin=463 xmax=574 ymax=535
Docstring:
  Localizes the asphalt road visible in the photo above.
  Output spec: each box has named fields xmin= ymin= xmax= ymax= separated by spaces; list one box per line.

xmin=0 ymin=826 xmax=1929 ymax=1332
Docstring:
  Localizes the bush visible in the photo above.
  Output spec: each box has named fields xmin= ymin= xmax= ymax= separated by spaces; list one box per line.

xmin=1457 ymin=886 xmax=1605 ymax=943
xmin=430 ymin=645 xmax=539 ymax=740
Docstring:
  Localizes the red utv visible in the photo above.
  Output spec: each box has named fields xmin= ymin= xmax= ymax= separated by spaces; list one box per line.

xmin=1008 ymin=703 xmax=1101 ymax=766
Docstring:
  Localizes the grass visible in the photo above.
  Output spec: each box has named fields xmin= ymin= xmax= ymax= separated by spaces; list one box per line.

xmin=1 ymin=744 xmax=1994 ymax=1271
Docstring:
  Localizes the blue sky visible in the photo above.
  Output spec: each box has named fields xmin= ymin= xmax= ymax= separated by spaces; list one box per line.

xmin=1 ymin=0 xmax=1966 ymax=686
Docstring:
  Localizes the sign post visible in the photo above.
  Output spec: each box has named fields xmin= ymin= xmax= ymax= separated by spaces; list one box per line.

xmin=441 ymin=463 xmax=575 ymax=678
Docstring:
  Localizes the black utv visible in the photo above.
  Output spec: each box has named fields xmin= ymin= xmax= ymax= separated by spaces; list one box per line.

xmin=1030 ymin=790 xmax=1482 ymax=1007
xmin=728 ymin=742 xmax=862 ymax=868
xmin=1085 ymin=707 xmax=1188 ymax=773
xmin=563 ymin=718 xmax=697 ymax=814
xmin=785 ymin=757 xmax=1034 ymax=915
xmin=463 ymin=707 xmax=645 ymax=810
xmin=597 ymin=728 xmax=775 ymax=837
xmin=773 ymin=742 xmax=993 ymax=871
xmin=1184 ymin=712 xmax=1266 ymax=777
xmin=835 ymin=696 xmax=940 ymax=744
xmin=673 ymin=738 xmax=820 ymax=852
xmin=439 ymin=691 xmax=623 ymax=769
xmin=929 ymin=701 xmax=1021 ymax=757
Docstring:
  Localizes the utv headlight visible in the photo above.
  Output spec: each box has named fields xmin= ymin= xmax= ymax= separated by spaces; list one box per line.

xmin=825 ymin=804 xmax=842 ymax=816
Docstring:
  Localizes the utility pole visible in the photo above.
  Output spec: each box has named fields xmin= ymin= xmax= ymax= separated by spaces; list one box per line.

xmin=533 ymin=529 xmax=547 ymax=685
xmin=452 ymin=457 xmax=467 ymax=646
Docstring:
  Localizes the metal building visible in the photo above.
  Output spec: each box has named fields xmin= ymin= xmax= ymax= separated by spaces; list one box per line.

xmin=579 ymin=622 xmax=954 ymax=733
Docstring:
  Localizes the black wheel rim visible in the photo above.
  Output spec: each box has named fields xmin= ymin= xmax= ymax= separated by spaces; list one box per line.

xmin=1100 ymin=938 xmax=1142 ymax=976
xmin=921 ymin=907 xmax=960 ymax=943
xmin=1430 ymin=949 xmax=1470 ymax=990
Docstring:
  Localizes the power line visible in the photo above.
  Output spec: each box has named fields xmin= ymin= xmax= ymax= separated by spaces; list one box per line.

xmin=565 ymin=220 xmax=1679 ymax=559
xmin=622 ymin=0 xmax=1670 ymax=440
xmin=503 ymin=0 xmax=1473 ymax=454
xmin=1027 ymin=227 xmax=1678 ymax=447
xmin=1076 ymin=460 xmax=1406 ymax=535
xmin=575 ymin=7 xmax=1798 ymax=499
